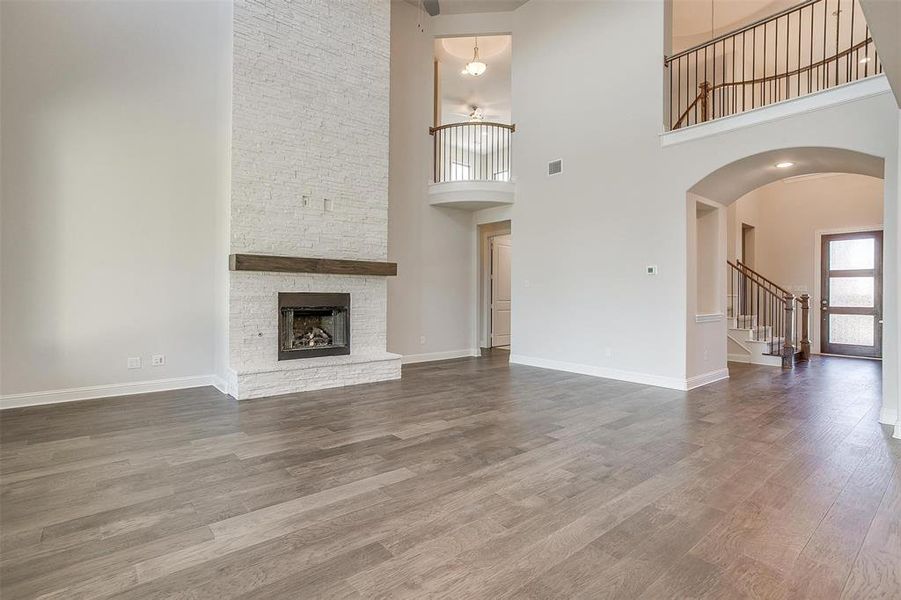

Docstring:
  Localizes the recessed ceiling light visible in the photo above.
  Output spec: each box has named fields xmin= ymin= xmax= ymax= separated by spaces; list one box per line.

xmin=859 ymin=56 xmax=871 ymax=64
xmin=775 ymin=161 xmax=795 ymax=169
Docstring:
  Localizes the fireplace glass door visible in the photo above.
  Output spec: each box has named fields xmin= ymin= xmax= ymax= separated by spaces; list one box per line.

xmin=278 ymin=293 xmax=350 ymax=360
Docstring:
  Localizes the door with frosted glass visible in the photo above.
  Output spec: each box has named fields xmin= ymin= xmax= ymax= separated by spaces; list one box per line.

xmin=820 ymin=231 xmax=882 ymax=358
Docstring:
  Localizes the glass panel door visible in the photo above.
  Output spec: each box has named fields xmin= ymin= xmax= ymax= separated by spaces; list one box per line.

xmin=820 ymin=231 xmax=882 ymax=358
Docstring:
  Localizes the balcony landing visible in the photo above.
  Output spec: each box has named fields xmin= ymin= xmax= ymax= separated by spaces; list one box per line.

xmin=428 ymin=180 xmax=515 ymax=211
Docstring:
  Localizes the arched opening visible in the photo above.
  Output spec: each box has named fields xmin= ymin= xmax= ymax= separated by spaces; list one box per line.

xmin=686 ymin=146 xmax=888 ymax=394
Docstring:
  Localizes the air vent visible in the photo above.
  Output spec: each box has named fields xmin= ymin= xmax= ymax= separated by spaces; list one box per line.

xmin=548 ymin=159 xmax=562 ymax=176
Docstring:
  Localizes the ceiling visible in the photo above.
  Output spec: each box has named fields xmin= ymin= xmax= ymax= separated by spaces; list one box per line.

xmin=671 ymin=0 xmax=796 ymax=52
xmin=690 ymin=147 xmax=885 ymax=205
xmin=437 ymin=0 xmax=528 ymax=14
xmin=859 ymin=0 xmax=901 ymax=107
xmin=403 ymin=0 xmax=528 ymax=16
xmin=437 ymin=35 xmax=512 ymax=124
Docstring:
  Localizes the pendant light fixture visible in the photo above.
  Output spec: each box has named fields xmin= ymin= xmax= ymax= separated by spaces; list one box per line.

xmin=462 ymin=37 xmax=487 ymax=76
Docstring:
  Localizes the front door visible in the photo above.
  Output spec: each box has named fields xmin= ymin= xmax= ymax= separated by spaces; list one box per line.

xmin=490 ymin=235 xmax=512 ymax=347
xmin=820 ymin=230 xmax=883 ymax=358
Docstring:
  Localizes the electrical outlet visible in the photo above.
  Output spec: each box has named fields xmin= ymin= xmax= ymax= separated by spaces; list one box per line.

xmin=604 ymin=347 xmax=613 ymax=358
xmin=323 ymin=198 xmax=333 ymax=212
xmin=301 ymin=195 xmax=310 ymax=207
xmin=151 ymin=354 xmax=165 ymax=367
xmin=419 ymin=336 xmax=426 ymax=345
xmin=646 ymin=265 xmax=658 ymax=275
xmin=127 ymin=357 xmax=142 ymax=369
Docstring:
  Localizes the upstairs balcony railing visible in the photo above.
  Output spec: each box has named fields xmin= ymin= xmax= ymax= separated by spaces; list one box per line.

xmin=429 ymin=121 xmax=515 ymax=184
xmin=665 ymin=0 xmax=882 ymax=130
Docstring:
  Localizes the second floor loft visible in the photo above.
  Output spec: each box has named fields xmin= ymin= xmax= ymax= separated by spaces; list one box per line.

xmin=665 ymin=0 xmax=884 ymax=130
xmin=429 ymin=120 xmax=514 ymax=184
xmin=423 ymin=0 xmax=893 ymax=193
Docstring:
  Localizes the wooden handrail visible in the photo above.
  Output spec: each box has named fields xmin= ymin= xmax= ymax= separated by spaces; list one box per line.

xmin=666 ymin=0 xmax=881 ymax=130
xmin=672 ymin=38 xmax=874 ymax=129
xmin=710 ymin=38 xmax=871 ymax=92
xmin=666 ymin=0 xmax=819 ymax=64
xmin=430 ymin=121 xmax=515 ymax=184
xmin=734 ymin=260 xmax=791 ymax=297
xmin=429 ymin=121 xmax=515 ymax=135
xmin=727 ymin=260 xmax=808 ymax=363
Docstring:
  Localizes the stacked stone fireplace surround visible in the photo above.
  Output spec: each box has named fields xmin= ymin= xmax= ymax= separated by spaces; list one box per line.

xmin=227 ymin=0 xmax=401 ymax=400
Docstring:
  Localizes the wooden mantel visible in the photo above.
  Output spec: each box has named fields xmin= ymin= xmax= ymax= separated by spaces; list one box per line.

xmin=229 ymin=254 xmax=397 ymax=276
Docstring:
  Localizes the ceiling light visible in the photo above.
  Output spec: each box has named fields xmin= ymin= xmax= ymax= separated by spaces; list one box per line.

xmin=463 ymin=38 xmax=487 ymax=76
xmin=775 ymin=161 xmax=795 ymax=169
xmin=859 ymin=56 xmax=871 ymax=64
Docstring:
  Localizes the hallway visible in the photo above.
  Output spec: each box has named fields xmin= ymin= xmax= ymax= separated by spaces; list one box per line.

xmin=1 ymin=354 xmax=898 ymax=599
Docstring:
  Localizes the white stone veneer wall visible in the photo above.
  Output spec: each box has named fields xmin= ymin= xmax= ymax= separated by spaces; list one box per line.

xmin=229 ymin=0 xmax=400 ymax=399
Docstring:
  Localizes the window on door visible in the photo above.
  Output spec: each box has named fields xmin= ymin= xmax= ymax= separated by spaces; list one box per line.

xmin=820 ymin=230 xmax=883 ymax=358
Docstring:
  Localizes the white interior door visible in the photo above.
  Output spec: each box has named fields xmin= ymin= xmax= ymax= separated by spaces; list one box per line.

xmin=490 ymin=235 xmax=512 ymax=347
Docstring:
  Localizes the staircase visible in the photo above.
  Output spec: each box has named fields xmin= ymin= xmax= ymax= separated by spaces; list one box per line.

xmin=727 ymin=261 xmax=811 ymax=368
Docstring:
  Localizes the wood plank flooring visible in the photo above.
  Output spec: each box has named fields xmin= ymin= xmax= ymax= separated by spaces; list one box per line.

xmin=1 ymin=352 xmax=899 ymax=599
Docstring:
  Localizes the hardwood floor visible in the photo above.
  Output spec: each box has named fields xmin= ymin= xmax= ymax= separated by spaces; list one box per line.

xmin=1 ymin=353 xmax=898 ymax=599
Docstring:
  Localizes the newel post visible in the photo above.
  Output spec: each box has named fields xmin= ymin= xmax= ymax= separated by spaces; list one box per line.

xmin=783 ymin=293 xmax=795 ymax=368
xmin=699 ymin=81 xmax=711 ymax=122
xmin=799 ymin=294 xmax=811 ymax=361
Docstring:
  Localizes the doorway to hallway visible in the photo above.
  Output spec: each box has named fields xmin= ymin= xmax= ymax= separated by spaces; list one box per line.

xmin=490 ymin=234 xmax=511 ymax=348
xmin=478 ymin=220 xmax=511 ymax=351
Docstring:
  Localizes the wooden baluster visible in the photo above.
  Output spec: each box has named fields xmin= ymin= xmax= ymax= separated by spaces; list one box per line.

xmin=783 ymin=292 xmax=795 ymax=368
xmin=699 ymin=81 xmax=711 ymax=122
xmin=799 ymin=293 xmax=811 ymax=360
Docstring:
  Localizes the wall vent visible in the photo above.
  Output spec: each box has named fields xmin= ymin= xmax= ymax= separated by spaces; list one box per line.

xmin=548 ymin=159 xmax=562 ymax=176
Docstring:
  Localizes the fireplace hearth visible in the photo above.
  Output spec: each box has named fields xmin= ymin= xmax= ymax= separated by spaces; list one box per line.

xmin=278 ymin=292 xmax=350 ymax=360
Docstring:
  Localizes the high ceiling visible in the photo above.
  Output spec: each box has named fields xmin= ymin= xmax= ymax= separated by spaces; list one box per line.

xmin=403 ymin=0 xmax=528 ymax=16
xmin=437 ymin=0 xmax=528 ymax=14
xmin=672 ymin=0 xmax=796 ymax=52
xmin=437 ymin=35 xmax=512 ymax=124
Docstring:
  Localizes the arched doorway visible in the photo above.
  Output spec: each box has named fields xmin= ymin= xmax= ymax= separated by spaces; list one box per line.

xmin=685 ymin=147 xmax=897 ymax=432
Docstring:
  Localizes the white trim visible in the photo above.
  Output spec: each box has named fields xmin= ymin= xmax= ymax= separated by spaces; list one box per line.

xmin=727 ymin=353 xmax=752 ymax=363
xmin=211 ymin=375 xmax=228 ymax=395
xmin=428 ymin=180 xmax=515 ymax=211
xmin=880 ymin=405 xmax=899 ymax=430
xmin=660 ymin=76 xmax=891 ymax=147
xmin=401 ymin=349 xmax=480 ymax=365
xmin=0 ymin=375 xmax=225 ymax=410
xmin=509 ymin=354 xmax=689 ymax=390
xmin=684 ymin=368 xmax=730 ymax=390
xmin=695 ymin=313 xmax=724 ymax=323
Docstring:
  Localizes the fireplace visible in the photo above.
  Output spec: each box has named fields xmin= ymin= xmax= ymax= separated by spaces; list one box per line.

xmin=278 ymin=292 xmax=350 ymax=360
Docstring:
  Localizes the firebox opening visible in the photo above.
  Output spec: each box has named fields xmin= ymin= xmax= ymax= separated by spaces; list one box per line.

xmin=278 ymin=293 xmax=350 ymax=360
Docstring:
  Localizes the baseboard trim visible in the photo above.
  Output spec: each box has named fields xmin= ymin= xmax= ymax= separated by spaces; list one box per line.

xmin=727 ymin=353 xmax=752 ymax=363
xmin=401 ymin=349 xmax=480 ymax=365
xmin=684 ymin=368 xmax=730 ymax=390
xmin=508 ymin=354 xmax=688 ymax=390
xmin=0 ymin=375 xmax=225 ymax=410
xmin=879 ymin=406 xmax=898 ymax=428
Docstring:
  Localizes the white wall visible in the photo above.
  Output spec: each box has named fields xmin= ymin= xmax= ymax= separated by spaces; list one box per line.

xmin=686 ymin=194 xmax=728 ymax=384
xmin=510 ymin=0 xmax=689 ymax=388
xmin=388 ymin=1 xmax=479 ymax=362
xmin=0 ymin=1 xmax=232 ymax=401
xmin=728 ymin=173 xmax=884 ymax=353
xmin=508 ymin=0 xmax=899 ymax=408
